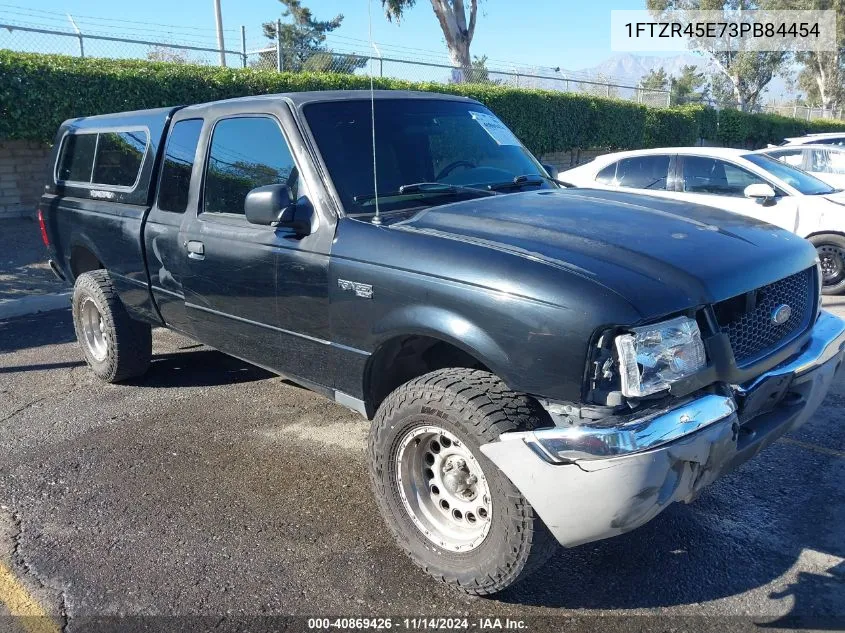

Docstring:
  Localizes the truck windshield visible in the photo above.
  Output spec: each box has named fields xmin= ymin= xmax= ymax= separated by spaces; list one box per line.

xmin=303 ymin=98 xmax=553 ymax=217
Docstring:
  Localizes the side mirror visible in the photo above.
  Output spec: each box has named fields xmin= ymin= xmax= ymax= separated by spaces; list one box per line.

xmin=744 ymin=183 xmax=776 ymax=202
xmin=245 ymin=184 xmax=311 ymax=234
xmin=541 ymin=163 xmax=559 ymax=180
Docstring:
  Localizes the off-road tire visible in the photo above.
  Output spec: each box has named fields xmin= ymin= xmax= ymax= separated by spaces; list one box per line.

xmin=368 ymin=368 xmax=557 ymax=595
xmin=810 ymin=233 xmax=845 ymax=295
xmin=72 ymin=270 xmax=152 ymax=382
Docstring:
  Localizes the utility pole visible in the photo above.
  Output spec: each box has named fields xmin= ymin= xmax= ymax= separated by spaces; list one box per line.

xmin=67 ymin=14 xmax=84 ymax=58
xmin=213 ymin=0 xmax=226 ymax=67
xmin=276 ymin=19 xmax=283 ymax=71
xmin=241 ymin=25 xmax=246 ymax=68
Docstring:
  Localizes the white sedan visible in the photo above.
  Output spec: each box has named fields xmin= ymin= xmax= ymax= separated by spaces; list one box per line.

xmin=777 ymin=132 xmax=845 ymax=147
xmin=752 ymin=144 xmax=845 ymax=189
xmin=563 ymin=147 xmax=845 ymax=293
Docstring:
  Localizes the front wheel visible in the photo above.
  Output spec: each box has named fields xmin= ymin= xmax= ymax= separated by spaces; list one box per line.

xmin=810 ymin=234 xmax=845 ymax=295
xmin=368 ymin=368 xmax=557 ymax=595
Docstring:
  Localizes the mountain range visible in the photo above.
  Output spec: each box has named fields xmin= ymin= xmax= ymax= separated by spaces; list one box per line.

xmin=565 ymin=53 xmax=794 ymax=103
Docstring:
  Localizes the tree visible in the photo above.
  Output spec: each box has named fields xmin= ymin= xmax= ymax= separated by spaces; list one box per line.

xmin=647 ymin=0 xmax=789 ymax=111
xmin=773 ymin=0 xmax=844 ymax=110
xmin=639 ymin=68 xmax=670 ymax=91
xmin=301 ymin=51 xmax=369 ymax=74
xmin=147 ymin=46 xmax=193 ymax=64
xmin=458 ymin=54 xmax=501 ymax=84
xmin=670 ymin=64 xmax=711 ymax=104
xmin=382 ymin=0 xmax=478 ymax=79
xmin=796 ymin=55 xmax=845 ymax=108
xmin=262 ymin=0 xmax=365 ymax=73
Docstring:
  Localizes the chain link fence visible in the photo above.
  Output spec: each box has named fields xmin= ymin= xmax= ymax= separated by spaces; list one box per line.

xmin=0 ymin=21 xmax=670 ymax=107
xmin=245 ymin=43 xmax=670 ymax=106
xmin=762 ymin=103 xmax=845 ymax=121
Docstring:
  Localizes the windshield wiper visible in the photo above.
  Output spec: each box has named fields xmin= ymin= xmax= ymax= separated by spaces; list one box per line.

xmin=353 ymin=182 xmax=498 ymax=204
xmin=642 ymin=178 xmax=667 ymax=190
xmin=486 ymin=174 xmax=575 ymax=191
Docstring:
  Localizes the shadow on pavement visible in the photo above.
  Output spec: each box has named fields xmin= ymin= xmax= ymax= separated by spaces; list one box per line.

xmin=0 ymin=309 xmax=76 ymax=353
xmin=129 ymin=349 xmax=272 ymax=388
xmin=1 ymin=310 xmax=271 ymax=388
xmin=0 ymin=360 xmax=85 ymax=373
xmin=760 ymin=560 xmax=845 ymax=630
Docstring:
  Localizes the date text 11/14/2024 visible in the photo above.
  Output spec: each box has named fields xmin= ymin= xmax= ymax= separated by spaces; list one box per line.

xmin=307 ymin=617 xmax=528 ymax=630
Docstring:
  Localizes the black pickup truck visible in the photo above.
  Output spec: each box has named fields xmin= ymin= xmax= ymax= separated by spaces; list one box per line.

xmin=40 ymin=90 xmax=845 ymax=595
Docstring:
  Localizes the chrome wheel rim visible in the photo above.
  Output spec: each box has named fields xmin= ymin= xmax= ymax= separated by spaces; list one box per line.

xmin=396 ymin=425 xmax=492 ymax=552
xmin=818 ymin=245 xmax=845 ymax=286
xmin=80 ymin=298 xmax=108 ymax=362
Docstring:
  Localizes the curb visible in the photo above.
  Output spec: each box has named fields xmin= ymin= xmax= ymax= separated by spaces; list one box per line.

xmin=0 ymin=291 xmax=72 ymax=321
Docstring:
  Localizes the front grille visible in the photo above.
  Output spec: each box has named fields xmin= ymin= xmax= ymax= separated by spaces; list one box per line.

xmin=714 ymin=267 xmax=816 ymax=366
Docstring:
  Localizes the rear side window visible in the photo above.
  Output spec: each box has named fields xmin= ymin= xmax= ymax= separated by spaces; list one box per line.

xmin=56 ymin=133 xmax=97 ymax=182
xmin=92 ymin=132 xmax=147 ymax=186
xmin=615 ymin=155 xmax=670 ymax=190
xmin=157 ymin=119 xmax=204 ymax=213
xmin=56 ymin=129 xmax=149 ymax=188
xmin=810 ymin=148 xmax=845 ymax=174
xmin=203 ymin=116 xmax=298 ymax=216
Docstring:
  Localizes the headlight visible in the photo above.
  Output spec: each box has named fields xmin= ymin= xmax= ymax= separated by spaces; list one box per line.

xmin=614 ymin=316 xmax=706 ymax=398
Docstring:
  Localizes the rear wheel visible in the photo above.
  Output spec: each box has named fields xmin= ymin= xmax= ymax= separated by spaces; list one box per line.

xmin=368 ymin=368 xmax=557 ymax=595
xmin=72 ymin=270 xmax=152 ymax=382
xmin=810 ymin=234 xmax=845 ymax=295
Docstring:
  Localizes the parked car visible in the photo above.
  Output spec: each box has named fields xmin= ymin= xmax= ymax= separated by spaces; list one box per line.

xmin=777 ymin=132 xmax=845 ymax=147
xmin=563 ymin=147 xmax=845 ymax=294
xmin=753 ymin=144 xmax=845 ymax=189
xmin=40 ymin=92 xmax=845 ymax=595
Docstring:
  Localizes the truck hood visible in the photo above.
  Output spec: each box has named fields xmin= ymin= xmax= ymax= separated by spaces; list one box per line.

xmin=394 ymin=188 xmax=817 ymax=320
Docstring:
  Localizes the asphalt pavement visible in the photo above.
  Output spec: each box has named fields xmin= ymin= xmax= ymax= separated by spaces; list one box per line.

xmin=0 ymin=218 xmax=70 ymax=320
xmin=0 ymin=306 xmax=844 ymax=633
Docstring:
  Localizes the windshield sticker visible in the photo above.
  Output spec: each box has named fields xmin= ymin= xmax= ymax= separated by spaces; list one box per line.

xmin=470 ymin=111 xmax=520 ymax=146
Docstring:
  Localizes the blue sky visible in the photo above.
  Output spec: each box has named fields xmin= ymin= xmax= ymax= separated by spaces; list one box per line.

xmin=8 ymin=0 xmax=653 ymax=70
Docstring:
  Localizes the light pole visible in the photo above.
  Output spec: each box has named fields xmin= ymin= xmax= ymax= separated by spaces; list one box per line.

xmin=213 ymin=0 xmax=226 ymax=67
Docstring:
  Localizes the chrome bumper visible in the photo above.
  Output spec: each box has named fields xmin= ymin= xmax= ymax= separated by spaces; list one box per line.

xmin=480 ymin=310 xmax=845 ymax=548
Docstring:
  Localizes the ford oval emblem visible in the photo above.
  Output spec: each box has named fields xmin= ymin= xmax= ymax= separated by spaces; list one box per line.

xmin=771 ymin=304 xmax=792 ymax=326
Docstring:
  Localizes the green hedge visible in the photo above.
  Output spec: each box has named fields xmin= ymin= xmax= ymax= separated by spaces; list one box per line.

xmin=714 ymin=108 xmax=845 ymax=147
xmin=3 ymin=50 xmax=845 ymax=153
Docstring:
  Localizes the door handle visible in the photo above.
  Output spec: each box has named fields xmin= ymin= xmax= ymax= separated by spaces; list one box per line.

xmin=186 ymin=240 xmax=205 ymax=260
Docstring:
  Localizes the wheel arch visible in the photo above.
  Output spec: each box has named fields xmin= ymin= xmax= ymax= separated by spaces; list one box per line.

xmin=363 ymin=306 xmax=511 ymax=418
xmin=69 ymin=242 xmax=105 ymax=280
xmin=805 ymin=230 xmax=845 ymax=241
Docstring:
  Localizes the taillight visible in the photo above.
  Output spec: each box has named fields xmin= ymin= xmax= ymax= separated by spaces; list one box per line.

xmin=37 ymin=208 xmax=49 ymax=247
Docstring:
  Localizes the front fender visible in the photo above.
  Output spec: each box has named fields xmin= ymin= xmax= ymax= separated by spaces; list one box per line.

xmin=372 ymin=304 xmax=511 ymax=377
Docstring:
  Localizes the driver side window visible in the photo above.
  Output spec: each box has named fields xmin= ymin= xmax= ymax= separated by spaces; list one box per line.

xmin=203 ymin=116 xmax=299 ymax=216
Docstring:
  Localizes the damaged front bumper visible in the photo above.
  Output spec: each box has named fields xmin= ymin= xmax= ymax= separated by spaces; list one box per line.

xmin=480 ymin=310 xmax=845 ymax=548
